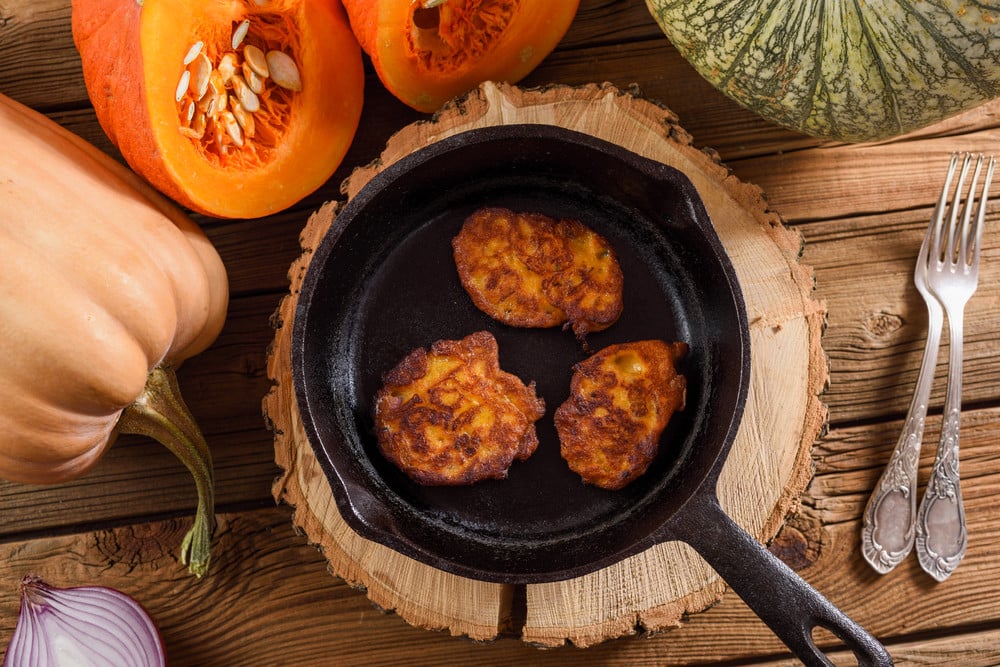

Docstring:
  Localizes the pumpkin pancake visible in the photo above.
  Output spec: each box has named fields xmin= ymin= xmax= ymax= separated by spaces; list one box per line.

xmin=452 ymin=207 xmax=624 ymax=338
xmin=555 ymin=340 xmax=687 ymax=490
xmin=373 ymin=330 xmax=545 ymax=486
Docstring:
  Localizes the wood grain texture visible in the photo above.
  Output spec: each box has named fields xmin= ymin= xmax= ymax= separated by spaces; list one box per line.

xmin=0 ymin=401 xmax=998 ymax=665
xmin=0 ymin=0 xmax=83 ymax=109
xmin=803 ymin=205 xmax=1000 ymax=425
xmin=2 ymin=0 xmax=1000 ymax=663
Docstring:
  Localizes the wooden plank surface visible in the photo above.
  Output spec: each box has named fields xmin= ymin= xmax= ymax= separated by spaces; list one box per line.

xmin=1 ymin=0 xmax=999 ymax=664
xmin=0 ymin=405 xmax=997 ymax=665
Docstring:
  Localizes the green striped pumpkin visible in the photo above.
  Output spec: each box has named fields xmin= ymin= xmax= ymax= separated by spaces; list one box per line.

xmin=645 ymin=0 xmax=1000 ymax=142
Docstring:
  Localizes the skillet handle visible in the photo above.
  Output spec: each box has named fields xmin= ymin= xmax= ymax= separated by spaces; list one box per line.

xmin=666 ymin=496 xmax=893 ymax=667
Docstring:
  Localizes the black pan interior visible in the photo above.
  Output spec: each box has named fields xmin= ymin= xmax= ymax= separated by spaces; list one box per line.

xmin=293 ymin=124 xmax=749 ymax=582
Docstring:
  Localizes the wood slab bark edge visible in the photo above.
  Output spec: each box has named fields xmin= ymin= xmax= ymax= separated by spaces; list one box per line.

xmin=263 ymin=81 xmax=827 ymax=646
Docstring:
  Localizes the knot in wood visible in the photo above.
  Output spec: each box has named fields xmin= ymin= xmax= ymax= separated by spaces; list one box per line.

xmin=94 ymin=521 xmax=183 ymax=572
xmin=768 ymin=518 xmax=821 ymax=571
xmin=862 ymin=311 xmax=903 ymax=340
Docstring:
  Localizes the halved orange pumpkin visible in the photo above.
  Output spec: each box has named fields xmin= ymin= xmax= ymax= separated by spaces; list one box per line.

xmin=72 ymin=0 xmax=364 ymax=219
xmin=343 ymin=0 xmax=580 ymax=113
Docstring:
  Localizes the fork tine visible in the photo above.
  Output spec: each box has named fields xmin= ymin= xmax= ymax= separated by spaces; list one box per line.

xmin=958 ymin=155 xmax=983 ymax=266
xmin=945 ymin=153 xmax=973 ymax=264
xmin=916 ymin=200 xmax=935 ymax=280
xmin=931 ymin=153 xmax=961 ymax=266
xmin=971 ymin=156 xmax=996 ymax=269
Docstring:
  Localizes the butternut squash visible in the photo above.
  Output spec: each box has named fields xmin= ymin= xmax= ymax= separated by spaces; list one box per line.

xmin=0 ymin=93 xmax=229 ymax=576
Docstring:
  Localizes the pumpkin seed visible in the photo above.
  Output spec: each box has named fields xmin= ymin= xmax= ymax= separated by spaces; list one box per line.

xmin=266 ymin=50 xmax=302 ymax=91
xmin=183 ymin=41 xmax=204 ymax=66
xmin=232 ymin=19 xmax=251 ymax=50
xmin=197 ymin=88 xmax=217 ymax=115
xmin=243 ymin=62 xmax=265 ymax=94
xmin=192 ymin=111 xmax=207 ymax=136
xmin=205 ymin=70 xmax=227 ymax=108
xmin=220 ymin=110 xmax=243 ymax=147
xmin=210 ymin=68 xmax=226 ymax=92
xmin=244 ymin=44 xmax=269 ymax=78
xmin=177 ymin=27 xmax=289 ymax=151
xmin=232 ymin=75 xmax=261 ymax=113
xmin=196 ymin=91 xmax=212 ymax=113
xmin=203 ymin=90 xmax=225 ymax=118
xmin=180 ymin=111 xmax=206 ymax=139
xmin=217 ymin=53 xmax=238 ymax=85
xmin=175 ymin=70 xmax=191 ymax=102
xmin=232 ymin=102 xmax=255 ymax=138
xmin=189 ymin=52 xmax=212 ymax=99
xmin=212 ymin=118 xmax=226 ymax=148
xmin=198 ymin=71 xmax=224 ymax=115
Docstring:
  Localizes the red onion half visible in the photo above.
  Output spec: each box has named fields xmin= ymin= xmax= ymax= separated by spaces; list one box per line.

xmin=3 ymin=575 xmax=166 ymax=667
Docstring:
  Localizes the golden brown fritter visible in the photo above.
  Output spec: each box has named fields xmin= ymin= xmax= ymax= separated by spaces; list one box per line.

xmin=373 ymin=330 xmax=545 ymax=486
xmin=555 ymin=340 xmax=687 ymax=490
xmin=452 ymin=207 xmax=624 ymax=338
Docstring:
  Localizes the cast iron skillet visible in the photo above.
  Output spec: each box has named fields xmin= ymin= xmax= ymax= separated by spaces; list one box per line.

xmin=292 ymin=124 xmax=892 ymax=666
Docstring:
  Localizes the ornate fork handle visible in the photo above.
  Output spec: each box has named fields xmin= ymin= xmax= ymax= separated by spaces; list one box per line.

xmin=913 ymin=152 xmax=993 ymax=581
xmin=862 ymin=295 xmax=943 ymax=574
xmin=865 ymin=152 xmax=992 ymax=580
xmin=915 ymin=309 xmax=968 ymax=581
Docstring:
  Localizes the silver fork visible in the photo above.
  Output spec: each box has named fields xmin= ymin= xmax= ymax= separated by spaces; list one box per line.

xmin=915 ymin=152 xmax=995 ymax=581
xmin=862 ymin=152 xmax=995 ymax=577
xmin=861 ymin=163 xmax=948 ymax=575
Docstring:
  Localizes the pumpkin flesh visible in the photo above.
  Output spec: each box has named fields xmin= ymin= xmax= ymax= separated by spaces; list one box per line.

xmin=0 ymin=93 xmax=227 ymax=575
xmin=344 ymin=0 xmax=580 ymax=112
xmin=646 ymin=0 xmax=1000 ymax=142
xmin=72 ymin=0 xmax=364 ymax=218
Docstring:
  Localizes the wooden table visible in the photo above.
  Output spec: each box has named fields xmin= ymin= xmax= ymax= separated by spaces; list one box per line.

xmin=2 ymin=2 xmax=999 ymax=664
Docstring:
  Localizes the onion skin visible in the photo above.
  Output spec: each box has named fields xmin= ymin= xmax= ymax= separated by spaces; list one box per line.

xmin=2 ymin=575 xmax=166 ymax=667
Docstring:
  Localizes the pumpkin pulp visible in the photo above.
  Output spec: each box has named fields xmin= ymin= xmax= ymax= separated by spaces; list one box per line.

xmin=73 ymin=0 xmax=364 ymax=218
xmin=409 ymin=0 xmax=517 ymax=71
xmin=345 ymin=0 xmax=579 ymax=112
xmin=170 ymin=10 xmax=300 ymax=168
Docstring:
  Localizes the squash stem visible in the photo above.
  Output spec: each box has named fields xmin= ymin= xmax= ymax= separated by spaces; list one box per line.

xmin=116 ymin=364 xmax=215 ymax=578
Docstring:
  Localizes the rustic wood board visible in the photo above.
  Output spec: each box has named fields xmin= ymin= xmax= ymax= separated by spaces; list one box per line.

xmin=3 ymin=402 xmax=1000 ymax=665
xmin=263 ymin=81 xmax=827 ymax=645
xmin=2 ymin=0 xmax=1000 ymax=662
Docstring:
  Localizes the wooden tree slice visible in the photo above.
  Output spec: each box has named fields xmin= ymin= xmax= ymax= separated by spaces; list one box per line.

xmin=264 ymin=81 xmax=827 ymax=646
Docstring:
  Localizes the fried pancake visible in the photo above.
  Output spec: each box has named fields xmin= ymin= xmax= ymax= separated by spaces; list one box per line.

xmin=373 ymin=330 xmax=545 ymax=486
xmin=555 ymin=340 xmax=687 ymax=490
xmin=452 ymin=207 xmax=624 ymax=337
